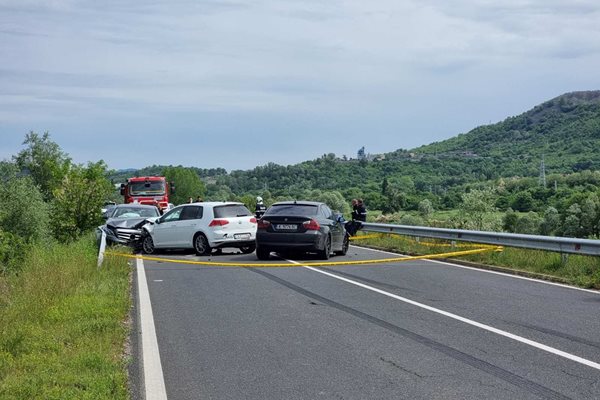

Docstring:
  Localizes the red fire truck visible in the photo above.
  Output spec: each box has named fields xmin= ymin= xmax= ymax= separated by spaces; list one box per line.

xmin=120 ymin=176 xmax=175 ymax=213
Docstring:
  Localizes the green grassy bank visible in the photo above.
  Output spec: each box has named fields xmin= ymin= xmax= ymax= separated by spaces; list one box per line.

xmin=0 ymin=237 xmax=131 ymax=400
xmin=356 ymin=234 xmax=600 ymax=289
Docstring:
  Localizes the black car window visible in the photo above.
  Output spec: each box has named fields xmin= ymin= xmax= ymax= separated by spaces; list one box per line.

xmin=265 ymin=204 xmax=319 ymax=216
xmin=180 ymin=206 xmax=202 ymax=220
xmin=161 ymin=207 xmax=183 ymax=222
xmin=321 ymin=205 xmax=333 ymax=219
xmin=214 ymin=205 xmax=252 ymax=218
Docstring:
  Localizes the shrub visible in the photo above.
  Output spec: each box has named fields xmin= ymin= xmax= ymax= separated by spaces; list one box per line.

xmin=0 ymin=175 xmax=49 ymax=243
xmin=50 ymin=162 xmax=113 ymax=242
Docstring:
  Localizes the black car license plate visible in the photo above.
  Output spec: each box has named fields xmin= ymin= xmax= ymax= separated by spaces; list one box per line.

xmin=275 ymin=224 xmax=297 ymax=230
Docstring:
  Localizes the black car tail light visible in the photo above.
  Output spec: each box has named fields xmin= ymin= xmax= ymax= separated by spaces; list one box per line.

xmin=302 ymin=219 xmax=320 ymax=231
xmin=257 ymin=219 xmax=271 ymax=229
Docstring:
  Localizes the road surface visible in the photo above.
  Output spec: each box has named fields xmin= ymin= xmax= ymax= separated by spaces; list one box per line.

xmin=129 ymin=245 xmax=600 ymax=399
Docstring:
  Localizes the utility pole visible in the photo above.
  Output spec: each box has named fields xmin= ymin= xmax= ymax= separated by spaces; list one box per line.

xmin=539 ymin=154 xmax=547 ymax=188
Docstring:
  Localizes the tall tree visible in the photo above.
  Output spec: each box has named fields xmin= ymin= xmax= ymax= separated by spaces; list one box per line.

xmin=13 ymin=132 xmax=71 ymax=200
xmin=163 ymin=166 xmax=206 ymax=205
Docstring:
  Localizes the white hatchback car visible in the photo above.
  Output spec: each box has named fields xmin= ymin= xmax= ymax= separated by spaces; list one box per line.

xmin=140 ymin=202 xmax=257 ymax=255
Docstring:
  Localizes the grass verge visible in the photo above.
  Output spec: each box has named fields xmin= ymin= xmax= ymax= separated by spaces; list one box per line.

xmin=0 ymin=235 xmax=131 ymax=400
xmin=356 ymin=234 xmax=600 ymax=289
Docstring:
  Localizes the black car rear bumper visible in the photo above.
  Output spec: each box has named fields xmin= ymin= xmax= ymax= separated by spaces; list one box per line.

xmin=256 ymin=231 xmax=326 ymax=253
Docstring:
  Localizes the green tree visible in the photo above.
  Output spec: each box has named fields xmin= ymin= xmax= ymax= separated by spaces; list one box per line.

xmin=13 ymin=132 xmax=71 ymax=200
xmin=459 ymin=188 xmax=499 ymax=231
xmin=0 ymin=175 xmax=49 ymax=242
xmin=418 ymin=199 xmax=434 ymax=220
xmin=510 ymin=191 xmax=535 ymax=212
xmin=163 ymin=166 xmax=206 ymax=205
xmin=514 ymin=212 xmax=542 ymax=234
xmin=581 ymin=194 xmax=599 ymax=237
xmin=562 ymin=203 xmax=582 ymax=237
xmin=0 ymin=173 xmax=50 ymax=272
xmin=51 ymin=162 xmax=113 ymax=242
xmin=311 ymin=190 xmax=350 ymax=214
xmin=540 ymin=207 xmax=560 ymax=236
xmin=503 ymin=209 xmax=519 ymax=233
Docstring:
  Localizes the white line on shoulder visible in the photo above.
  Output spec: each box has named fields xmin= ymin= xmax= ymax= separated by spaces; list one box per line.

xmin=137 ymin=258 xmax=168 ymax=400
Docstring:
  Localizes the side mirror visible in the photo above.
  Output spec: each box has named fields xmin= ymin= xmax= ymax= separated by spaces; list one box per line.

xmin=170 ymin=182 xmax=176 ymax=194
xmin=155 ymin=218 xmax=161 ymax=224
xmin=119 ymin=183 xmax=125 ymax=196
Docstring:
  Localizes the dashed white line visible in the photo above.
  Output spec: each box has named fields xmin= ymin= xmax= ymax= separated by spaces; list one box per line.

xmin=136 ymin=258 xmax=168 ymax=400
xmin=285 ymin=258 xmax=600 ymax=371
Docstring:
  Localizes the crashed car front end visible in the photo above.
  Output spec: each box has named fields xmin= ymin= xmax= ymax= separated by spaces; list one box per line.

xmin=96 ymin=217 xmax=156 ymax=248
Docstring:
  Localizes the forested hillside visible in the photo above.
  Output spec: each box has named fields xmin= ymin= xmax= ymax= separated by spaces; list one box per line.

xmin=416 ymin=90 xmax=600 ymax=174
xmin=108 ymin=91 xmax=600 ymax=238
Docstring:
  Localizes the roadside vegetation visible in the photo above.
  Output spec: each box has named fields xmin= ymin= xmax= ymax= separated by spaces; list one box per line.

xmin=0 ymin=132 xmax=131 ymax=399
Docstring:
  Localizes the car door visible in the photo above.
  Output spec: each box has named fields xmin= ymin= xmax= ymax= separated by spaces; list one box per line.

xmin=322 ymin=205 xmax=343 ymax=250
xmin=152 ymin=207 xmax=183 ymax=247
xmin=172 ymin=205 xmax=203 ymax=247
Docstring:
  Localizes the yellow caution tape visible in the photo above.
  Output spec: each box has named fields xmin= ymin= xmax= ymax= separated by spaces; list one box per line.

xmin=351 ymin=231 xmax=495 ymax=249
xmin=105 ymin=245 xmax=503 ymax=268
xmin=349 ymin=234 xmax=385 ymax=241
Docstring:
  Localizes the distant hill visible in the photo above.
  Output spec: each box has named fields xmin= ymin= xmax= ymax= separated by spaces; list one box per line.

xmin=108 ymin=91 xmax=600 ymax=209
xmin=412 ymin=91 xmax=600 ymax=175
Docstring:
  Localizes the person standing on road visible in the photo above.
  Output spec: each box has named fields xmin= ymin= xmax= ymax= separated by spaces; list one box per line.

xmin=255 ymin=196 xmax=267 ymax=219
xmin=188 ymin=197 xmax=194 ymax=203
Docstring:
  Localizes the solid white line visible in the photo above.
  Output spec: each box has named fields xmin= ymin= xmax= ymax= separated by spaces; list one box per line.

xmin=287 ymin=259 xmax=600 ymax=371
xmin=350 ymin=244 xmax=600 ymax=295
xmin=137 ymin=258 xmax=168 ymax=400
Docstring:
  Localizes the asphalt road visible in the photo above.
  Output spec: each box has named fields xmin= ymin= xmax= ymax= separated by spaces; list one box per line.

xmin=132 ymin=245 xmax=600 ymax=399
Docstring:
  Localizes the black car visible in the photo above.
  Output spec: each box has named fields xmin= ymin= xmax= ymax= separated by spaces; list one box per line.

xmin=97 ymin=204 xmax=161 ymax=247
xmin=255 ymin=201 xmax=349 ymax=260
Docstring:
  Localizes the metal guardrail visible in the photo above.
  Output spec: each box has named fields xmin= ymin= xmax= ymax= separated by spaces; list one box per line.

xmin=361 ymin=222 xmax=600 ymax=256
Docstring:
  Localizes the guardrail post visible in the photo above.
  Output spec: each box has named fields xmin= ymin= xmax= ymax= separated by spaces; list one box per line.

xmin=561 ymin=253 xmax=569 ymax=266
xmin=98 ymin=231 xmax=107 ymax=268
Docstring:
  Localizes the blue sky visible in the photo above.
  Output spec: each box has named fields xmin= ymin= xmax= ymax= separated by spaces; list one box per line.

xmin=1 ymin=0 xmax=600 ymax=171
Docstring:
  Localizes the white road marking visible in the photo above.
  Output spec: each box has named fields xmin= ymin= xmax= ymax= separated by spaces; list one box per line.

xmin=351 ymin=244 xmax=600 ymax=295
xmin=136 ymin=258 xmax=168 ymax=400
xmin=154 ymin=280 xmax=164 ymax=282
xmin=286 ymin=258 xmax=600 ymax=371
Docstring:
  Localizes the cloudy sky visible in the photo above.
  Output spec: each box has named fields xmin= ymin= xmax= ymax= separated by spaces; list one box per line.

xmin=1 ymin=0 xmax=599 ymax=171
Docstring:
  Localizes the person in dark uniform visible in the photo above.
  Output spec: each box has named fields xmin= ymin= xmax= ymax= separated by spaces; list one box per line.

xmin=353 ymin=198 xmax=367 ymax=222
xmin=346 ymin=198 xmax=367 ymax=236
xmin=255 ymin=196 xmax=267 ymax=219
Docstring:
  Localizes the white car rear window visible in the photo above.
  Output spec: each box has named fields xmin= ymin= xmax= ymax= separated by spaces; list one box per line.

xmin=214 ymin=205 xmax=252 ymax=218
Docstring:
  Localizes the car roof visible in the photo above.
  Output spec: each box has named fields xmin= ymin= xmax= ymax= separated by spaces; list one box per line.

xmin=114 ymin=204 xmax=158 ymax=209
xmin=271 ymin=201 xmax=323 ymax=207
xmin=177 ymin=201 xmax=245 ymax=207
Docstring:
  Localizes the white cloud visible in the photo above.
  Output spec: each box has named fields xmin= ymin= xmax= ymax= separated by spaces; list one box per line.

xmin=1 ymin=0 xmax=599 ymax=168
